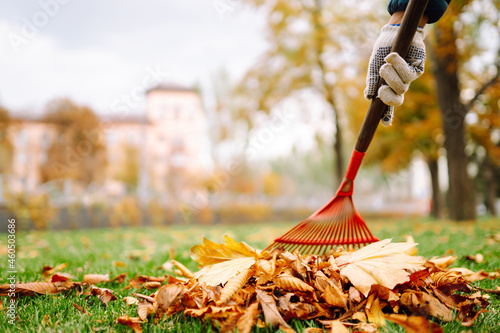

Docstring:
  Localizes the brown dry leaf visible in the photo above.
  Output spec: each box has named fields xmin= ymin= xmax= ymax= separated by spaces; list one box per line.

xmin=274 ymin=273 xmax=314 ymax=293
xmin=255 ymin=288 xmax=290 ymax=328
xmin=111 ymin=273 xmax=128 ymax=284
xmin=73 ymin=303 xmax=89 ymax=315
xmin=304 ymin=328 xmax=323 ymax=333
xmin=428 ymin=256 xmax=457 ymax=269
xmin=465 ymin=253 xmax=484 ymax=263
xmin=357 ymin=322 xmax=379 ymax=333
xmin=336 ymin=239 xmax=425 ymax=297
xmin=236 ymin=302 xmax=260 ymax=333
xmin=352 ymin=311 xmax=367 ymax=323
xmin=50 ymin=273 xmax=72 ymax=283
xmin=90 ymin=287 xmax=117 ymax=306
xmin=217 ymin=268 xmax=254 ymax=305
xmin=123 ymin=296 xmax=139 ymax=306
xmin=117 ymin=315 xmax=144 ymax=333
xmin=323 ymin=284 xmax=347 ymax=308
xmin=42 ymin=263 xmax=68 ymax=277
xmin=143 ymin=281 xmax=162 ymax=290
xmin=329 ymin=320 xmax=350 ymax=333
xmin=0 ymin=282 xmax=62 ymax=296
xmin=129 ymin=275 xmax=167 ymax=289
xmin=137 ymin=300 xmax=157 ymax=321
xmin=171 ymin=259 xmax=194 ymax=278
xmin=83 ymin=273 xmax=110 ymax=285
xmin=400 ymin=291 xmax=453 ymax=321
xmin=156 ymin=284 xmax=185 ymax=311
xmin=385 ymin=314 xmax=443 ymax=333
xmin=184 ymin=305 xmax=239 ymax=318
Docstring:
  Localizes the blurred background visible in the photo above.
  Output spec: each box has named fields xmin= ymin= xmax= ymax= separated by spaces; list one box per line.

xmin=0 ymin=0 xmax=498 ymax=230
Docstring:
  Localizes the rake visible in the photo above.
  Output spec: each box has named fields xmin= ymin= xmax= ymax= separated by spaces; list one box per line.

xmin=266 ymin=0 xmax=429 ymax=255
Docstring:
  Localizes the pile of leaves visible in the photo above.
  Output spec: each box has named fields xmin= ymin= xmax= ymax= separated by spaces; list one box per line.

xmin=1 ymin=237 xmax=498 ymax=333
xmin=121 ymin=237 xmax=497 ymax=333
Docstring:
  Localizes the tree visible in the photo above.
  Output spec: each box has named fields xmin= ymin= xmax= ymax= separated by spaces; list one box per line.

xmin=0 ymin=106 xmax=14 ymax=174
xmin=115 ymin=143 xmax=139 ymax=193
xmin=237 ymin=0 xmax=384 ymax=187
xmin=40 ymin=99 xmax=107 ymax=185
xmin=430 ymin=0 xmax=499 ymax=220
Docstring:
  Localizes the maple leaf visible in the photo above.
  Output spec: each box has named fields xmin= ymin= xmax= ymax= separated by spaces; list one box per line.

xmin=190 ymin=235 xmax=259 ymax=265
xmin=335 ymin=239 xmax=425 ymax=296
xmin=192 ymin=236 xmax=260 ymax=286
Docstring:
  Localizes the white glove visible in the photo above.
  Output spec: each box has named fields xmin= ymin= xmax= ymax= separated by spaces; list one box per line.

xmin=364 ymin=24 xmax=425 ymax=126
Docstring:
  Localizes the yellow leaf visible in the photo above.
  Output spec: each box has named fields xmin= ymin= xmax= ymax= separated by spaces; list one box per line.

xmin=194 ymin=257 xmax=256 ymax=286
xmin=365 ymin=294 xmax=386 ymax=327
xmin=336 ymin=239 xmax=425 ymax=296
xmin=328 ymin=320 xmax=350 ymax=333
xmin=217 ymin=268 xmax=255 ymax=305
xmin=190 ymin=235 xmax=259 ymax=266
xmin=274 ymin=274 xmax=314 ymax=293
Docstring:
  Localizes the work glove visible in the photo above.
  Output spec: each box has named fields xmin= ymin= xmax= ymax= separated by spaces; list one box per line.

xmin=364 ymin=24 xmax=425 ymax=126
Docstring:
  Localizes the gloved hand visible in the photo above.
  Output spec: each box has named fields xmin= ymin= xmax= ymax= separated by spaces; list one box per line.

xmin=364 ymin=24 xmax=426 ymax=126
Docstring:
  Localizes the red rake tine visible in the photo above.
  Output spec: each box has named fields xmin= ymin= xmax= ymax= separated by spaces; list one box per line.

xmin=265 ymin=149 xmax=378 ymax=255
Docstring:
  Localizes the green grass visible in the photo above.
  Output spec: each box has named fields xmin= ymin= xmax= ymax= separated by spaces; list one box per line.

xmin=0 ymin=217 xmax=499 ymax=332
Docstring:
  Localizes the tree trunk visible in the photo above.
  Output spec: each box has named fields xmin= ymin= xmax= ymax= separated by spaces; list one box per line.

xmin=312 ymin=0 xmax=344 ymax=187
xmin=431 ymin=20 xmax=476 ymax=221
xmin=427 ymin=158 xmax=441 ymax=218
xmin=481 ymin=156 xmax=497 ymax=216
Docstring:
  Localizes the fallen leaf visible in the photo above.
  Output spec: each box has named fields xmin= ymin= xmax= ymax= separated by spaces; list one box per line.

xmin=117 ymin=315 xmax=144 ymax=333
xmin=83 ymin=273 xmax=110 ymax=285
xmin=322 ymin=284 xmax=347 ymax=308
xmin=336 ymin=239 xmax=425 ymax=296
xmin=0 ymin=282 xmax=62 ymax=296
xmin=90 ymin=287 xmax=117 ymax=306
xmin=274 ymin=273 xmax=314 ymax=293
xmin=171 ymin=259 xmax=194 ymax=278
xmin=156 ymin=284 xmax=185 ymax=311
xmin=217 ymin=268 xmax=255 ymax=305
xmin=385 ymin=314 xmax=443 ymax=333
xmin=194 ymin=257 xmax=256 ymax=287
xmin=112 ymin=261 xmax=127 ymax=267
xmin=73 ymin=303 xmax=89 ymax=315
xmin=143 ymin=281 xmax=162 ymax=289
xmin=328 ymin=320 xmax=350 ymax=333
xmin=400 ymin=290 xmax=453 ymax=321
xmin=123 ymin=296 xmax=139 ymax=306
xmin=365 ymin=293 xmax=385 ymax=327
xmin=111 ymin=273 xmax=128 ymax=284
xmin=137 ymin=300 xmax=157 ymax=321
xmin=255 ymin=288 xmax=290 ymax=328
xmin=236 ymin=302 xmax=260 ymax=333
xmin=190 ymin=235 xmax=259 ymax=266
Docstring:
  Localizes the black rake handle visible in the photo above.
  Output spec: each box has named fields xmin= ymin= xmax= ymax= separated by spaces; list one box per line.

xmin=354 ymin=0 xmax=429 ymax=153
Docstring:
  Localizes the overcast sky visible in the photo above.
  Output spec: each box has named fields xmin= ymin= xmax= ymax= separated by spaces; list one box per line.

xmin=0 ymin=0 xmax=268 ymax=115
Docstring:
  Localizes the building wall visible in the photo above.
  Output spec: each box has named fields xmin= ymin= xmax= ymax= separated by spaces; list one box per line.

xmin=3 ymin=86 xmax=211 ymax=202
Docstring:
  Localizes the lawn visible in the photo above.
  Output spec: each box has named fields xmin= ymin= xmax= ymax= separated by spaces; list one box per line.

xmin=0 ymin=217 xmax=499 ymax=332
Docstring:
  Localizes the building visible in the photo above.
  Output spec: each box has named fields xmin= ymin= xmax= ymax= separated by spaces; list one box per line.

xmin=1 ymin=84 xmax=212 ymax=204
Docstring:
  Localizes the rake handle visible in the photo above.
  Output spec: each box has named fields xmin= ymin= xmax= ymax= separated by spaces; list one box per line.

xmin=354 ymin=0 xmax=429 ymax=153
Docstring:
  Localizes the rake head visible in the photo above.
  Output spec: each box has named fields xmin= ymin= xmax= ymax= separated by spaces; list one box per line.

xmin=266 ymin=150 xmax=379 ymax=255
